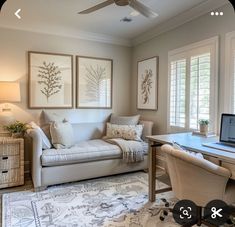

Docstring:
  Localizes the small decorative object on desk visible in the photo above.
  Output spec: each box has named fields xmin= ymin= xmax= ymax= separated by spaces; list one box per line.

xmin=198 ymin=119 xmax=209 ymax=134
xmin=3 ymin=121 xmax=29 ymax=138
xmin=192 ymin=131 xmax=216 ymax=138
xmin=193 ymin=119 xmax=216 ymax=137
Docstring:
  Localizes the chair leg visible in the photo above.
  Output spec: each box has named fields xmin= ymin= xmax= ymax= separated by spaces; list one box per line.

xmin=196 ymin=207 xmax=202 ymax=226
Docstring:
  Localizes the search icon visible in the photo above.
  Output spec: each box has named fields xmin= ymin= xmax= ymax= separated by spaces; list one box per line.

xmin=183 ymin=209 xmax=189 ymax=216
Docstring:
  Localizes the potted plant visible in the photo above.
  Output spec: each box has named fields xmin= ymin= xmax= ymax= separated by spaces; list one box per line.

xmin=198 ymin=119 xmax=209 ymax=134
xmin=4 ymin=121 xmax=29 ymax=138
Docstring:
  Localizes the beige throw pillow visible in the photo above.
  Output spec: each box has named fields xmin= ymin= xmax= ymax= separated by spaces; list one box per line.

xmin=50 ymin=122 xmax=75 ymax=149
xmin=106 ymin=123 xmax=143 ymax=141
xmin=39 ymin=111 xmax=67 ymax=140
xmin=110 ymin=114 xmax=140 ymax=125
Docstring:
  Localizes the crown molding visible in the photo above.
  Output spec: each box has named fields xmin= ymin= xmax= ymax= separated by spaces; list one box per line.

xmin=0 ymin=24 xmax=132 ymax=47
xmin=132 ymin=0 xmax=229 ymax=46
xmin=0 ymin=0 xmax=229 ymax=47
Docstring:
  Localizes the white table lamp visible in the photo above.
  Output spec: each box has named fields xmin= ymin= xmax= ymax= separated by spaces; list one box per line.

xmin=0 ymin=82 xmax=21 ymax=129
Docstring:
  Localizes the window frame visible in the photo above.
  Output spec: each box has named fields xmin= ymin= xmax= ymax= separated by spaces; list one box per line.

xmin=224 ymin=31 xmax=235 ymax=114
xmin=167 ymin=37 xmax=219 ymax=133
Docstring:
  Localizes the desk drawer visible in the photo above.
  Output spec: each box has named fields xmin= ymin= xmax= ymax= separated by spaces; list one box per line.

xmin=221 ymin=162 xmax=235 ymax=180
xmin=0 ymin=168 xmax=21 ymax=185
xmin=0 ymin=155 xmax=20 ymax=170
xmin=0 ymin=143 xmax=20 ymax=156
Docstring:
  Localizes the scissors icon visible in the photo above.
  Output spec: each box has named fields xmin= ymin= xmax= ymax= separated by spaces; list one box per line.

xmin=211 ymin=207 xmax=223 ymax=219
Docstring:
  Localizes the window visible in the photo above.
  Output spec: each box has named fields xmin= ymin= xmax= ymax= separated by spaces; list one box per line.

xmin=168 ymin=37 xmax=218 ymax=133
xmin=189 ymin=53 xmax=210 ymax=129
xmin=234 ymin=53 xmax=235 ymax=112
xmin=170 ymin=59 xmax=186 ymax=128
xmin=225 ymin=31 xmax=235 ymax=113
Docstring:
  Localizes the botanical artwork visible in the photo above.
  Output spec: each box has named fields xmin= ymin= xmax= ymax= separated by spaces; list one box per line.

xmin=137 ymin=57 xmax=158 ymax=110
xmin=84 ymin=65 xmax=106 ymax=103
xmin=28 ymin=52 xmax=73 ymax=108
xmin=37 ymin=62 xmax=62 ymax=102
xmin=76 ymin=56 xmax=113 ymax=108
xmin=141 ymin=69 xmax=153 ymax=104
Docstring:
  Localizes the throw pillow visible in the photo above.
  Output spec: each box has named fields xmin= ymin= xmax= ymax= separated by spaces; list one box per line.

xmin=39 ymin=110 xmax=67 ymax=140
xmin=110 ymin=114 xmax=140 ymax=125
xmin=50 ymin=122 xmax=75 ymax=149
xmin=28 ymin=122 xmax=52 ymax=150
xmin=106 ymin=123 xmax=143 ymax=141
xmin=172 ymin=141 xmax=204 ymax=159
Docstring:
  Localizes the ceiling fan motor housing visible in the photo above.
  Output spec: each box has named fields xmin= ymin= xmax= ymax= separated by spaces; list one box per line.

xmin=114 ymin=0 xmax=130 ymax=6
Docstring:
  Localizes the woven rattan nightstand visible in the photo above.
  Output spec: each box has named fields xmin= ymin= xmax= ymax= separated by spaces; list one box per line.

xmin=0 ymin=137 xmax=24 ymax=188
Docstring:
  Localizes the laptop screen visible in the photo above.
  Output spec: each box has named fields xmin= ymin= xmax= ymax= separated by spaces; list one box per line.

xmin=220 ymin=114 xmax=235 ymax=144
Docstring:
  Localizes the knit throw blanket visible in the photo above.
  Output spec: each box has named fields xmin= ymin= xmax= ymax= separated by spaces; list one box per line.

xmin=105 ymin=138 xmax=147 ymax=163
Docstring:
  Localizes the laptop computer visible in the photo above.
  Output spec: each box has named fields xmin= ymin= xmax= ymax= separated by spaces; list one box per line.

xmin=203 ymin=113 xmax=235 ymax=153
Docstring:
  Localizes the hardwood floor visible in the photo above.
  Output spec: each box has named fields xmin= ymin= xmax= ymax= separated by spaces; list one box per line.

xmin=0 ymin=174 xmax=33 ymax=225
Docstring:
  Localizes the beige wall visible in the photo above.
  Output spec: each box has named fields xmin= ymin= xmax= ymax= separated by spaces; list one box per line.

xmin=0 ymin=27 xmax=132 ymax=170
xmin=131 ymin=4 xmax=235 ymax=134
xmin=0 ymin=27 xmax=132 ymax=122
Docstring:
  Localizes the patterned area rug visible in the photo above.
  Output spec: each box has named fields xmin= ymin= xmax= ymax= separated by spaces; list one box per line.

xmin=2 ymin=172 xmax=178 ymax=227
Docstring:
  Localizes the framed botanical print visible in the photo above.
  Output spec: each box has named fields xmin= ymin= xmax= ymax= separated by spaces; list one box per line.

xmin=137 ymin=56 xmax=158 ymax=110
xmin=76 ymin=56 xmax=113 ymax=109
xmin=28 ymin=51 xmax=73 ymax=109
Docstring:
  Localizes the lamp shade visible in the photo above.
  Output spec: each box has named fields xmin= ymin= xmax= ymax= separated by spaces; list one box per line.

xmin=0 ymin=82 xmax=21 ymax=102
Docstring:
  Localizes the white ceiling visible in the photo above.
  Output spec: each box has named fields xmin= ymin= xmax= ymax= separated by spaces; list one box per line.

xmin=0 ymin=0 xmax=228 ymax=46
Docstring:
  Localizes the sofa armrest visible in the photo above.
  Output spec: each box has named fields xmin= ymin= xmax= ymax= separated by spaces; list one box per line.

xmin=139 ymin=120 xmax=154 ymax=141
xmin=28 ymin=129 xmax=43 ymax=188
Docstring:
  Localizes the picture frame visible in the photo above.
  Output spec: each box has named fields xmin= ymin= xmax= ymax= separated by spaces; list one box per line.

xmin=76 ymin=56 xmax=113 ymax=109
xmin=137 ymin=56 xmax=158 ymax=110
xmin=28 ymin=51 xmax=73 ymax=109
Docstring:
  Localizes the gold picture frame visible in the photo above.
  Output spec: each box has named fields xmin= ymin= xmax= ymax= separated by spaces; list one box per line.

xmin=76 ymin=56 xmax=113 ymax=109
xmin=28 ymin=51 xmax=73 ymax=109
xmin=137 ymin=56 xmax=158 ymax=110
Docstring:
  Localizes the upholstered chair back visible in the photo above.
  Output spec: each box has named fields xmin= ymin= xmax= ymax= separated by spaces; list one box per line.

xmin=161 ymin=144 xmax=231 ymax=207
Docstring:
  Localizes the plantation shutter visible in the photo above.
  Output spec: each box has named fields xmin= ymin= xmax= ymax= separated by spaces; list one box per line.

xmin=225 ymin=32 xmax=235 ymax=114
xmin=233 ymin=50 xmax=235 ymax=113
xmin=168 ymin=37 xmax=218 ymax=132
xmin=189 ymin=53 xmax=211 ymax=129
xmin=170 ymin=59 xmax=186 ymax=127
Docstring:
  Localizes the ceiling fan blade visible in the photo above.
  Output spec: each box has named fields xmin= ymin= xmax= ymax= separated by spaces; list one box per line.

xmin=78 ymin=0 xmax=114 ymax=14
xmin=129 ymin=0 xmax=158 ymax=18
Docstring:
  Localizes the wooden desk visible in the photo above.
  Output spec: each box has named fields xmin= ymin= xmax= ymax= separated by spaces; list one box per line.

xmin=147 ymin=133 xmax=235 ymax=202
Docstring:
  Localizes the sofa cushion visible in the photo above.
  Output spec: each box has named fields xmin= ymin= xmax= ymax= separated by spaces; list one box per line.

xmin=139 ymin=120 xmax=153 ymax=141
xmin=39 ymin=111 xmax=67 ymax=140
xmin=50 ymin=122 xmax=75 ymax=149
xmin=28 ymin=121 xmax=52 ymax=149
xmin=41 ymin=139 xmax=149 ymax=167
xmin=105 ymin=123 xmax=143 ymax=141
xmin=41 ymin=139 xmax=121 ymax=167
xmin=110 ymin=114 xmax=140 ymax=125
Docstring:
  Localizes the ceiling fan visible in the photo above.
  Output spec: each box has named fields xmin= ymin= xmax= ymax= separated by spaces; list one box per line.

xmin=78 ymin=0 xmax=158 ymax=18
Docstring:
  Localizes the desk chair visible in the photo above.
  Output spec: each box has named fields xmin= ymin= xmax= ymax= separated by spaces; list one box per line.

xmin=161 ymin=144 xmax=235 ymax=226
